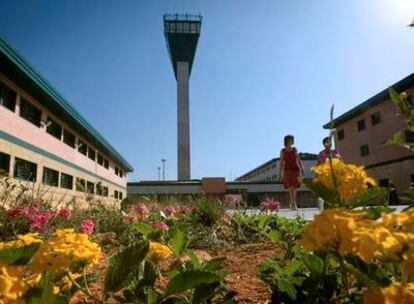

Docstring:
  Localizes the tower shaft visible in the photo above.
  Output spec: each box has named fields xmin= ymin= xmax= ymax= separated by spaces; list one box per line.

xmin=177 ymin=61 xmax=190 ymax=180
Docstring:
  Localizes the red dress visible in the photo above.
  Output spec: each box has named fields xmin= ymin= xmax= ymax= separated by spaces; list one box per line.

xmin=282 ymin=147 xmax=301 ymax=189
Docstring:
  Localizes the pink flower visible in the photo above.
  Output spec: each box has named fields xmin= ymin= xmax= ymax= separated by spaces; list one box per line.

xmin=224 ymin=194 xmax=242 ymax=203
xmin=220 ymin=217 xmax=231 ymax=226
xmin=127 ymin=215 xmax=137 ymax=222
xmin=179 ymin=205 xmax=193 ymax=214
xmin=260 ymin=198 xmax=281 ymax=212
xmin=80 ymin=219 xmax=95 ymax=235
xmin=57 ymin=208 xmax=72 ymax=220
xmin=163 ymin=205 xmax=176 ymax=216
xmin=153 ymin=222 xmax=169 ymax=231
xmin=29 ymin=212 xmax=51 ymax=231
xmin=6 ymin=207 xmax=29 ymax=219
xmin=30 ymin=202 xmax=41 ymax=213
xmin=136 ymin=214 xmax=148 ymax=222
xmin=134 ymin=203 xmax=149 ymax=214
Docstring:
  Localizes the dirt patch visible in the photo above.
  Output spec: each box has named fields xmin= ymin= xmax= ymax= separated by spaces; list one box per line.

xmin=209 ymin=242 xmax=279 ymax=304
xmin=70 ymin=242 xmax=279 ymax=303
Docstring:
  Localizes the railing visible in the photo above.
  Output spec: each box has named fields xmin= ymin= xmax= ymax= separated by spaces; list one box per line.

xmin=163 ymin=13 xmax=203 ymax=22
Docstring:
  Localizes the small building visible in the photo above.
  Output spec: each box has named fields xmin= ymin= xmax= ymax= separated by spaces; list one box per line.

xmin=0 ymin=38 xmax=133 ymax=205
xmin=324 ymin=73 xmax=414 ymax=192
xmin=235 ymin=153 xmax=318 ymax=182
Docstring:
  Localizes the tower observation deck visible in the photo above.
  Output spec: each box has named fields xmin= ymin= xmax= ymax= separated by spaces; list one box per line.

xmin=163 ymin=13 xmax=202 ymax=180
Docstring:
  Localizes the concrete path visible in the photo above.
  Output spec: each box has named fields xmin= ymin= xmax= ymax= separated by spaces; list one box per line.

xmin=231 ymin=205 xmax=409 ymax=221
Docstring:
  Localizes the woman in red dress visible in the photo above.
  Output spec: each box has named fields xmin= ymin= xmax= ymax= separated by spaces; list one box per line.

xmin=278 ymin=135 xmax=305 ymax=210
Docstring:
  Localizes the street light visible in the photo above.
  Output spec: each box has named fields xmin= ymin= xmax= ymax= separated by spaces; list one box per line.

xmin=161 ymin=159 xmax=167 ymax=181
xmin=157 ymin=166 xmax=161 ymax=181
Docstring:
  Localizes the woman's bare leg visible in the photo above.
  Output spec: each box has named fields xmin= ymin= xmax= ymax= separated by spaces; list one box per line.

xmin=288 ymin=188 xmax=294 ymax=209
xmin=292 ymin=188 xmax=298 ymax=210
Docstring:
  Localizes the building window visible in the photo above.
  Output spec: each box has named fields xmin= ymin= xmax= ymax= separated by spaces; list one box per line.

xmin=14 ymin=157 xmax=37 ymax=182
xmin=78 ymin=140 xmax=87 ymax=155
xmin=0 ymin=152 xmax=11 ymax=176
xmin=360 ymin=145 xmax=370 ymax=157
xmin=86 ymin=181 xmax=94 ymax=194
xmin=119 ymin=192 xmax=123 ymax=200
xmin=76 ymin=178 xmax=85 ymax=192
xmin=88 ymin=147 xmax=96 ymax=161
xmin=0 ymin=81 xmax=16 ymax=112
xmin=119 ymin=170 xmax=123 ymax=178
xmin=46 ymin=117 xmax=62 ymax=140
xmin=407 ymin=95 xmax=413 ymax=106
xmin=97 ymin=154 xmax=103 ymax=166
xmin=104 ymin=159 xmax=109 ymax=169
xmin=114 ymin=190 xmax=118 ymax=199
xmin=405 ymin=130 xmax=414 ymax=143
xmin=42 ymin=167 xmax=59 ymax=187
xmin=63 ymin=129 xmax=75 ymax=148
xmin=371 ymin=112 xmax=381 ymax=126
xmin=379 ymin=178 xmax=389 ymax=188
xmin=357 ymin=119 xmax=366 ymax=132
xmin=96 ymin=183 xmax=103 ymax=196
xmin=20 ymin=98 xmax=41 ymax=127
xmin=60 ymin=173 xmax=73 ymax=190
xmin=102 ymin=186 xmax=108 ymax=197
xmin=115 ymin=166 xmax=119 ymax=175
xmin=338 ymin=129 xmax=345 ymax=141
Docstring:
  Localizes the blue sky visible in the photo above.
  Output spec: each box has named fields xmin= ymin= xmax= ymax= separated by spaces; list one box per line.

xmin=1 ymin=0 xmax=414 ymax=181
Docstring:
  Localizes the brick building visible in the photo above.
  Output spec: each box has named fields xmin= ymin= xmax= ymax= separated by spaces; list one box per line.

xmin=324 ymin=73 xmax=414 ymax=192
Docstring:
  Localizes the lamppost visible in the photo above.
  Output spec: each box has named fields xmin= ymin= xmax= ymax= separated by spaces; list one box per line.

xmin=157 ymin=166 xmax=161 ymax=181
xmin=161 ymin=159 xmax=166 ymax=181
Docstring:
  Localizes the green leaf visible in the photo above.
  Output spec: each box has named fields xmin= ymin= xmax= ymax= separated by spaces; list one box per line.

xmin=383 ymin=131 xmax=404 ymax=147
xmin=303 ymin=253 xmax=323 ymax=278
xmin=285 ymin=259 xmax=303 ymax=277
xmin=147 ymin=287 xmax=159 ymax=304
xmin=170 ymin=230 xmax=187 ymax=257
xmin=344 ymin=261 xmax=379 ymax=288
xmin=365 ymin=206 xmax=396 ymax=220
xmin=25 ymin=273 xmax=65 ymax=304
xmin=135 ymin=260 xmax=157 ymax=290
xmin=133 ymin=222 xmax=155 ymax=237
xmin=346 ymin=187 xmax=388 ymax=208
xmin=267 ymin=230 xmax=281 ymax=243
xmin=0 ymin=242 xmax=40 ymax=265
xmin=104 ymin=240 xmax=149 ymax=297
xmin=258 ymin=215 xmax=269 ymax=231
xmin=163 ymin=270 xmax=222 ymax=297
xmin=201 ymin=257 xmax=226 ymax=272
xmin=187 ymin=250 xmax=202 ymax=270
xmin=193 ymin=282 xmax=221 ymax=304
xmin=277 ymin=278 xmax=297 ymax=300
xmin=302 ymin=178 xmax=339 ymax=207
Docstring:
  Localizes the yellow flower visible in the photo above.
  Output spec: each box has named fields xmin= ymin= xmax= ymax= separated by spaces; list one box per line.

xmin=382 ymin=210 xmax=414 ymax=232
xmin=146 ymin=242 xmax=173 ymax=262
xmin=301 ymin=208 xmax=367 ymax=254
xmin=363 ymin=283 xmax=414 ymax=304
xmin=0 ymin=262 xmax=28 ymax=303
xmin=30 ymin=229 xmax=101 ymax=274
xmin=312 ymin=159 xmax=377 ymax=200
xmin=354 ymin=225 xmax=407 ymax=263
xmin=0 ymin=233 xmax=42 ymax=251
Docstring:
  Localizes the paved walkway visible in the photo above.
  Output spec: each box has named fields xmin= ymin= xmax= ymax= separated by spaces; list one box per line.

xmin=232 ymin=205 xmax=409 ymax=221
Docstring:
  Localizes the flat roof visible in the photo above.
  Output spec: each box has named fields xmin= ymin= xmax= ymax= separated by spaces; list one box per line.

xmin=0 ymin=37 xmax=133 ymax=172
xmin=323 ymin=73 xmax=414 ymax=129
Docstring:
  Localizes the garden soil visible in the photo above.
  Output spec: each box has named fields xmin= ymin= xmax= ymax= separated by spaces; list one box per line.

xmin=70 ymin=241 xmax=279 ymax=304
